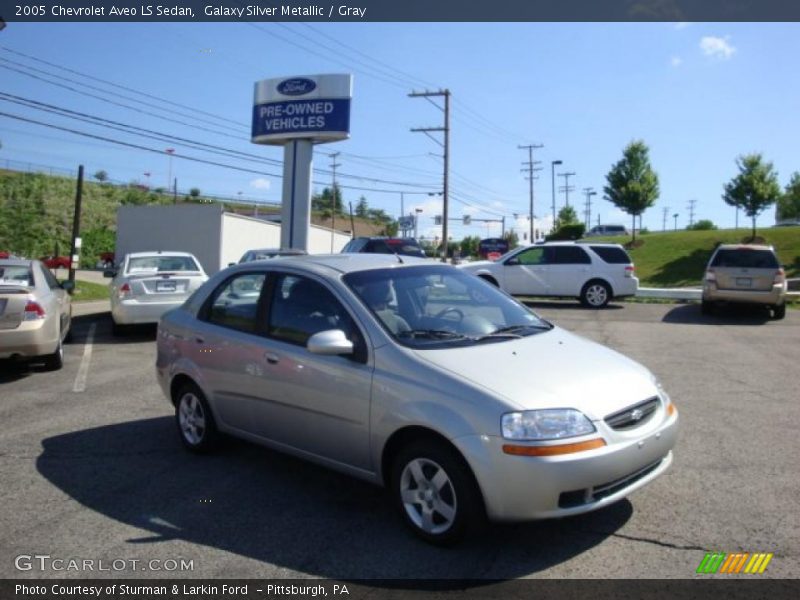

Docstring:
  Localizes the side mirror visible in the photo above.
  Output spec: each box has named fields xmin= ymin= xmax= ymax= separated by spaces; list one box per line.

xmin=307 ymin=329 xmax=354 ymax=356
xmin=61 ymin=280 xmax=75 ymax=292
xmin=103 ymin=269 xmax=117 ymax=278
xmin=505 ymin=257 xmax=520 ymax=266
xmin=228 ymin=262 xmax=236 ymax=267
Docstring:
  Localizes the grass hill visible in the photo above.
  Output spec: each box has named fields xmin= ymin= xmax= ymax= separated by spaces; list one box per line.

xmin=0 ymin=170 xmax=384 ymax=266
xmin=598 ymin=228 xmax=800 ymax=287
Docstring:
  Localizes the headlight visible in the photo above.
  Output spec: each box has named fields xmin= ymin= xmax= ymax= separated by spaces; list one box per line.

xmin=654 ymin=378 xmax=672 ymax=405
xmin=501 ymin=409 xmax=596 ymax=441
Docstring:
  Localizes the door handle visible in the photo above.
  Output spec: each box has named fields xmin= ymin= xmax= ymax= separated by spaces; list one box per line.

xmin=265 ymin=352 xmax=280 ymax=365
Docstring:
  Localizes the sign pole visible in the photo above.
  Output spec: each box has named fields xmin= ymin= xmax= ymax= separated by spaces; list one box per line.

xmin=280 ymin=139 xmax=313 ymax=251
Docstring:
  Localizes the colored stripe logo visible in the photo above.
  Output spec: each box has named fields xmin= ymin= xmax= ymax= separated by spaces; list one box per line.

xmin=696 ymin=552 xmax=774 ymax=574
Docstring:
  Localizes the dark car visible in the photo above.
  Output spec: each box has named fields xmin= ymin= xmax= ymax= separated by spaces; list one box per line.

xmin=342 ymin=237 xmax=426 ymax=258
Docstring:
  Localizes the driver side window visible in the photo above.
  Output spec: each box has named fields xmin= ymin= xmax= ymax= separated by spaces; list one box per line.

xmin=515 ymin=247 xmax=546 ymax=265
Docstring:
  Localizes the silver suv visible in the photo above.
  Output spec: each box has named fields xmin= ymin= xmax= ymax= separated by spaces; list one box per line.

xmin=702 ymin=244 xmax=787 ymax=319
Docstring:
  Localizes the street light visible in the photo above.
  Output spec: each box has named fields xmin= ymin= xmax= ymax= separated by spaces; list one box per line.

xmin=165 ymin=148 xmax=175 ymax=190
xmin=551 ymin=160 xmax=563 ymax=224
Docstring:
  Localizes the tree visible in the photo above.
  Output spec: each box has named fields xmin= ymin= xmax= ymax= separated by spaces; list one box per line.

xmin=722 ymin=154 xmax=781 ymax=239
xmin=777 ymin=172 xmax=800 ymax=222
xmin=93 ymin=170 xmax=108 ymax=182
xmin=687 ymin=219 xmax=718 ymax=231
xmin=355 ymin=196 xmax=369 ymax=218
xmin=604 ymin=140 xmax=660 ymax=243
xmin=503 ymin=229 xmax=519 ymax=249
xmin=553 ymin=205 xmax=579 ymax=230
xmin=459 ymin=235 xmax=480 ymax=258
xmin=189 ymin=187 xmax=201 ymax=198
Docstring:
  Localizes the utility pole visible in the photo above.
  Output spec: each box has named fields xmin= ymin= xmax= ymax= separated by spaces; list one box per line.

xmin=582 ymin=187 xmax=596 ymax=228
xmin=67 ymin=165 xmax=84 ymax=290
xmin=662 ymin=206 xmax=670 ymax=232
xmin=410 ymin=89 xmax=450 ymax=262
xmin=551 ymin=160 xmax=563 ymax=225
xmin=558 ymin=171 xmax=576 ymax=208
xmin=673 ymin=213 xmax=679 ymax=231
xmin=687 ymin=199 xmax=697 ymax=227
xmin=329 ymin=152 xmax=341 ymax=253
xmin=519 ymin=143 xmax=543 ymax=243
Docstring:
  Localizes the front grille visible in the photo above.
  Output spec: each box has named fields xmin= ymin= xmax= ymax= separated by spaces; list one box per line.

xmin=604 ymin=396 xmax=659 ymax=431
xmin=558 ymin=458 xmax=665 ymax=508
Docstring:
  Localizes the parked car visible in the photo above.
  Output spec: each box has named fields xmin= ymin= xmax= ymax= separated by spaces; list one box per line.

xmin=105 ymin=251 xmax=208 ymax=334
xmin=460 ymin=242 xmax=638 ymax=308
xmin=585 ymin=224 xmax=629 ymax=237
xmin=156 ymin=254 xmax=678 ymax=544
xmin=236 ymin=248 xmax=307 ymax=264
xmin=0 ymin=259 xmax=73 ymax=369
xmin=39 ymin=255 xmax=71 ymax=270
xmin=702 ymin=244 xmax=787 ymax=319
xmin=342 ymin=236 xmax=427 ymax=258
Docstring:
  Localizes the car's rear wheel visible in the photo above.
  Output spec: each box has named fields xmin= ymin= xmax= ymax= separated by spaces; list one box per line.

xmin=43 ymin=335 xmax=64 ymax=371
xmin=175 ymin=383 xmax=219 ymax=453
xmin=391 ymin=439 xmax=482 ymax=545
xmin=772 ymin=304 xmax=786 ymax=320
xmin=580 ymin=280 xmax=611 ymax=308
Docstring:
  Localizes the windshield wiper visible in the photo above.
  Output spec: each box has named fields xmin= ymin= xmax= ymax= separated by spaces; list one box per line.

xmin=474 ymin=323 xmax=552 ymax=341
xmin=397 ymin=329 xmax=469 ymax=340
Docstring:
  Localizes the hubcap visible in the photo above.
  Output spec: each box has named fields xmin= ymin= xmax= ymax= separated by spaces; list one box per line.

xmin=178 ymin=393 xmax=206 ymax=446
xmin=400 ymin=457 xmax=457 ymax=535
xmin=586 ymin=285 xmax=608 ymax=306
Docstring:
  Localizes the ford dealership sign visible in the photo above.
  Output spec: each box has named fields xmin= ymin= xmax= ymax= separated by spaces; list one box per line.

xmin=252 ymin=74 xmax=352 ymax=145
xmin=277 ymin=78 xmax=317 ymax=96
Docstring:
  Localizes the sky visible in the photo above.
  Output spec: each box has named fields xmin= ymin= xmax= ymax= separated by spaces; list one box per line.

xmin=1 ymin=21 xmax=799 ymax=242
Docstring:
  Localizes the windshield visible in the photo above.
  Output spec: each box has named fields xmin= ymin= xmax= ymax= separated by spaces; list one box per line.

xmin=127 ymin=255 xmax=201 ymax=273
xmin=343 ymin=265 xmax=551 ymax=348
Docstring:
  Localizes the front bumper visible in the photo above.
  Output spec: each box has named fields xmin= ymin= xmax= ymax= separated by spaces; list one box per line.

xmin=454 ymin=408 xmax=678 ymax=521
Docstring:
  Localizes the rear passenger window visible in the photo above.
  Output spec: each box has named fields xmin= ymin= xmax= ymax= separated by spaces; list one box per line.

xmin=205 ymin=273 xmax=266 ymax=333
xmin=552 ymin=247 xmax=591 ymax=264
xmin=711 ymin=249 xmax=779 ymax=269
xmin=590 ymin=246 xmax=632 ymax=264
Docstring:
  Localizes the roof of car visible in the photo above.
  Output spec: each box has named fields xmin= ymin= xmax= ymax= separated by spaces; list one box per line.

xmin=0 ymin=258 xmax=35 ymax=267
xmin=714 ymin=244 xmax=774 ymax=252
xmin=126 ymin=251 xmax=198 ymax=258
xmin=230 ymin=253 xmax=433 ymax=276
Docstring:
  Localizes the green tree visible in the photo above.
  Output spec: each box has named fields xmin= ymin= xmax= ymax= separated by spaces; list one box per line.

xmin=604 ymin=140 xmax=660 ymax=243
xmin=93 ymin=170 xmax=108 ymax=182
xmin=777 ymin=172 xmax=800 ymax=222
xmin=355 ymin=196 xmax=369 ymax=218
xmin=459 ymin=235 xmax=480 ymax=258
xmin=312 ymin=185 xmax=343 ymax=216
xmin=503 ymin=229 xmax=519 ymax=249
xmin=189 ymin=187 xmax=201 ymax=198
xmin=686 ymin=219 xmax=718 ymax=231
xmin=553 ymin=205 xmax=579 ymax=230
xmin=722 ymin=154 xmax=781 ymax=239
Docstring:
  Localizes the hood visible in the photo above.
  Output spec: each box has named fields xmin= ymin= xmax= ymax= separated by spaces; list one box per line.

xmin=414 ymin=327 xmax=658 ymax=421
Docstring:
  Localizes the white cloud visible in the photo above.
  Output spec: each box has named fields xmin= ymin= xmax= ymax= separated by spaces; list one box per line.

xmin=670 ymin=56 xmax=683 ymax=68
xmin=700 ymin=36 xmax=736 ymax=60
xmin=674 ymin=22 xmax=689 ymax=30
xmin=249 ymin=177 xmax=271 ymax=190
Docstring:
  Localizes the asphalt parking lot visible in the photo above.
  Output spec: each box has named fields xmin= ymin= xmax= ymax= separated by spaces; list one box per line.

xmin=0 ymin=300 xmax=797 ymax=580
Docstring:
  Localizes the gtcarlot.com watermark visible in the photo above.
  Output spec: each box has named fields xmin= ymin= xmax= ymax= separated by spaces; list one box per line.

xmin=14 ymin=554 xmax=194 ymax=572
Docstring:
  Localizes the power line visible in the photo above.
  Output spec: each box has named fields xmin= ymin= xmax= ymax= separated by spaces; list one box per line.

xmin=519 ymin=143 xmax=544 ymax=242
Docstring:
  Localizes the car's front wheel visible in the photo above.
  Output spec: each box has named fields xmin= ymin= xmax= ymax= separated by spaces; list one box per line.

xmin=175 ymin=383 xmax=218 ymax=453
xmin=580 ymin=280 xmax=611 ymax=308
xmin=391 ymin=439 xmax=483 ymax=545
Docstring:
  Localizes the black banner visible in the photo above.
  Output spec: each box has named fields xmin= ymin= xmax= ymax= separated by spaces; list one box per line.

xmin=1 ymin=0 xmax=799 ymax=23
xmin=2 ymin=579 xmax=799 ymax=600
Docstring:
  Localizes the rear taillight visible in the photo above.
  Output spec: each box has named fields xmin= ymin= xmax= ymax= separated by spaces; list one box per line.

xmin=774 ymin=268 xmax=785 ymax=285
xmin=118 ymin=282 xmax=132 ymax=298
xmin=705 ymin=269 xmax=716 ymax=283
xmin=23 ymin=301 xmax=46 ymax=320
xmin=624 ymin=265 xmax=635 ymax=278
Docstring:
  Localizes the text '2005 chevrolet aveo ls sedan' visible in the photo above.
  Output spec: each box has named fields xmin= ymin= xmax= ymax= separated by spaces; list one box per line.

xmin=156 ymin=254 xmax=678 ymax=544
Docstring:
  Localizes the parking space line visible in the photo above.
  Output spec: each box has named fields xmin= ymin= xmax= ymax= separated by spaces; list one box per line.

xmin=72 ymin=323 xmax=96 ymax=393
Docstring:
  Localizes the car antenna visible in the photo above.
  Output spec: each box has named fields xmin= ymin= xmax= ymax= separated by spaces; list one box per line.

xmin=394 ymin=252 xmax=404 ymax=264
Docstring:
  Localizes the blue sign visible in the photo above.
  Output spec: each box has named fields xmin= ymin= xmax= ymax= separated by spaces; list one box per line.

xmin=252 ymin=98 xmax=351 ymax=140
xmin=277 ymin=78 xmax=317 ymax=96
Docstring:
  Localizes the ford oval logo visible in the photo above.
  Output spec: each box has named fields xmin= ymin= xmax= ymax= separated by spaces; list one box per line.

xmin=277 ymin=78 xmax=316 ymax=96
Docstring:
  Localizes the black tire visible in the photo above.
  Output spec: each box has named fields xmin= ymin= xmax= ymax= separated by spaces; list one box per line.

xmin=175 ymin=383 xmax=219 ymax=453
xmin=580 ymin=280 xmax=611 ymax=308
xmin=772 ymin=303 xmax=786 ymax=320
xmin=111 ymin=319 xmax=127 ymax=336
xmin=391 ymin=438 xmax=484 ymax=545
xmin=43 ymin=336 xmax=64 ymax=371
xmin=701 ymin=300 xmax=714 ymax=315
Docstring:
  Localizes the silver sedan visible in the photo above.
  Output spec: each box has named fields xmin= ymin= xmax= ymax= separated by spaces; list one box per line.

xmin=156 ymin=254 xmax=678 ymax=544
xmin=0 ymin=259 xmax=73 ymax=370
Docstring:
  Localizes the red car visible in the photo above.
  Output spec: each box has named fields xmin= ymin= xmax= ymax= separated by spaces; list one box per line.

xmin=40 ymin=256 xmax=71 ymax=269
